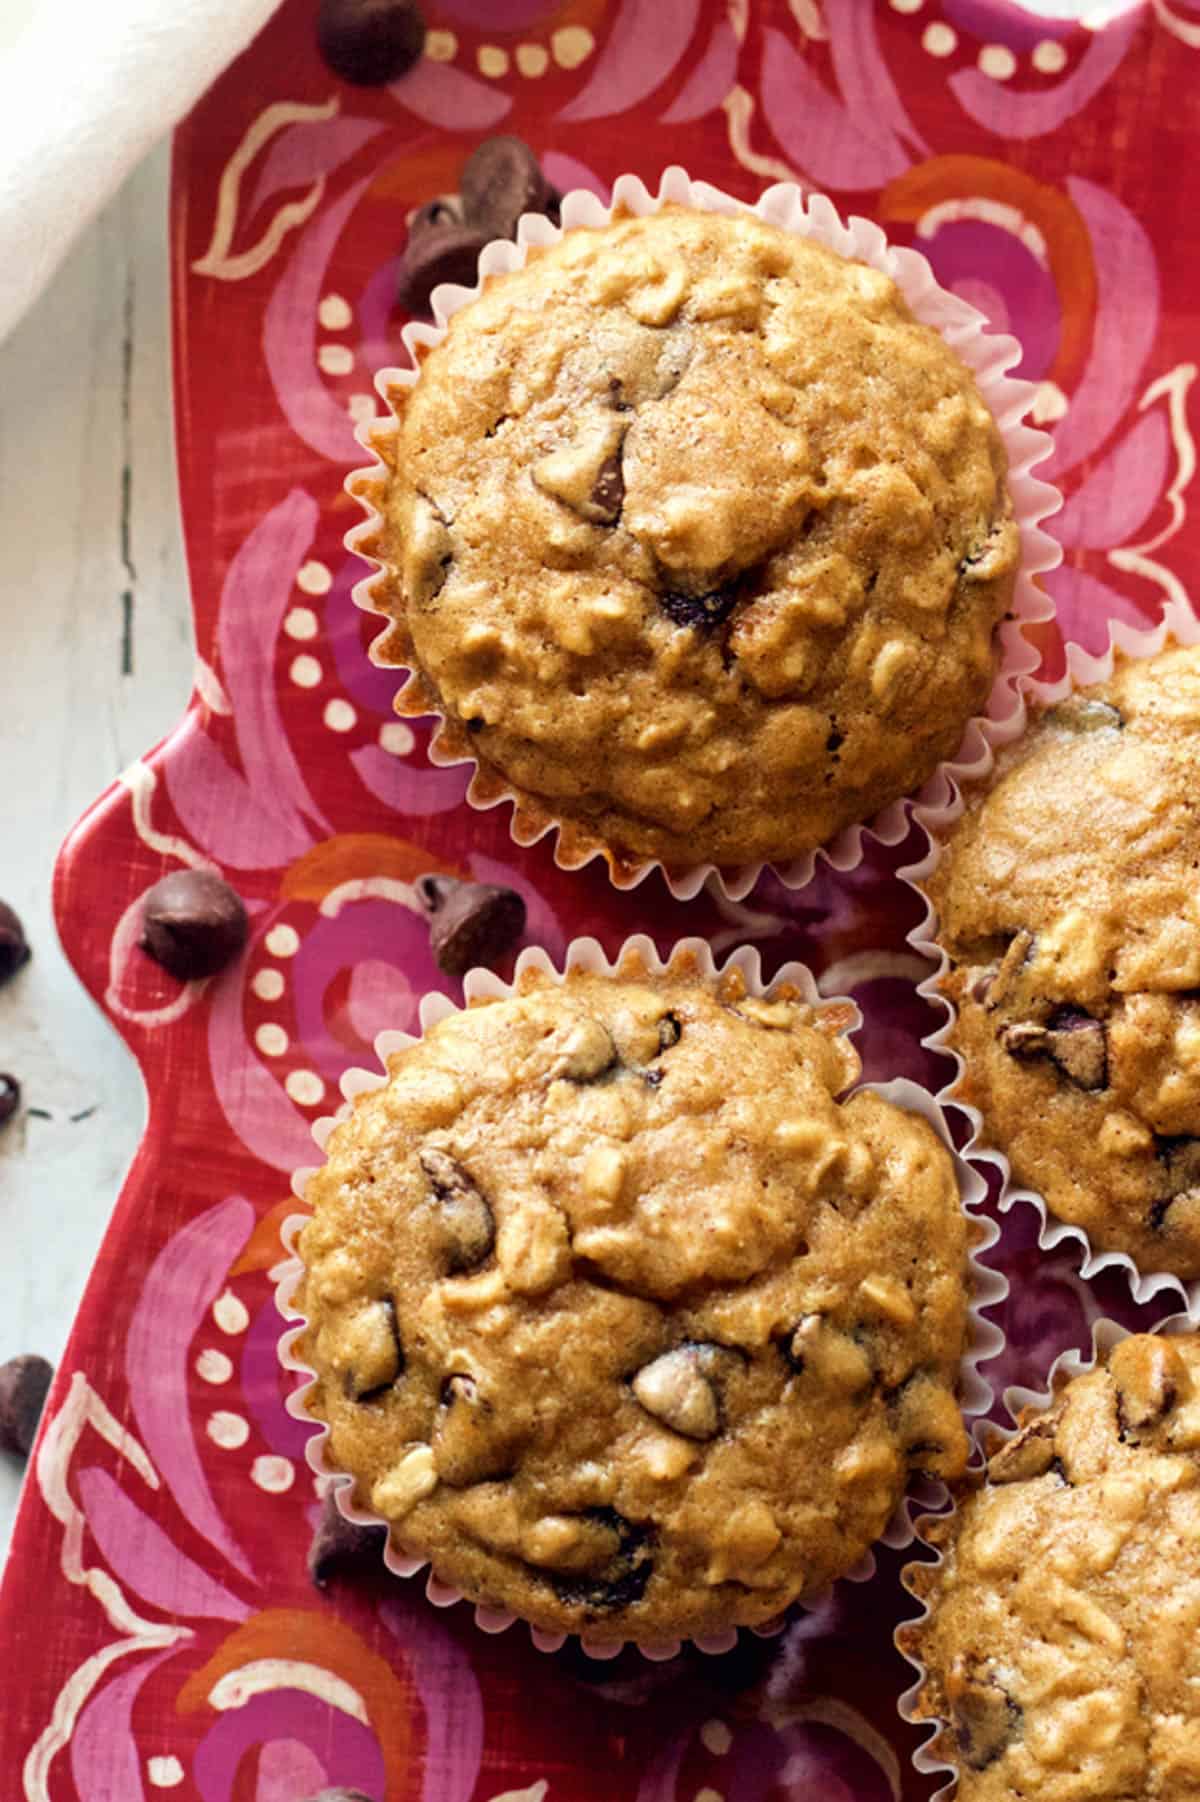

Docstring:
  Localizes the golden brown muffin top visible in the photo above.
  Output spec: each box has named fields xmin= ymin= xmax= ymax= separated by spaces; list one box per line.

xmin=928 ymin=645 xmax=1200 ymax=1277
xmin=297 ymin=956 xmax=971 ymax=1641
xmin=371 ymin=206 xmax=1018 ymax=872
xmin=909 ymin=1333 xmax=1200 ymax=1802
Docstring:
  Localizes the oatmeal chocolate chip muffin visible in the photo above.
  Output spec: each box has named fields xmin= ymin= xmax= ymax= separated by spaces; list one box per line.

xmin=296 ymin=955 xmax=972 ymax=1640
xmin=927 ymin=645 xmax=1200 ymax=1278
xmin=907 ymin=1334 xmax=1200 ymax=1801
xmin=369 ymin=205 xmax=1019 ymax=873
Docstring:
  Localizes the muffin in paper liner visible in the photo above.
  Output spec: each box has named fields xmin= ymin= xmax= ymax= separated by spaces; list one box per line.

xmin=275 ymin=931 xmax=1006 ymax=1660
xmin=896 ymin=1301 xmax=1200 ymax=1801
xmin=901 ymin=594 xmax=1200 ymax=1307
xmin=344 ymin=165 xmax=1061 ymax=903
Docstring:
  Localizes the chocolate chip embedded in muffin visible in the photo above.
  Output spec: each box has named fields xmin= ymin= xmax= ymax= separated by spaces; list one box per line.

xmin=296 ymin=953 xmax=972 ymax=1641
xmin=907 ymin=1334 xmax=1200 ymax=1801
xmin=372 ymin=205 xmax=1020 ymax=873
xmin=926 ymin=644 xmax=1200 ymax=1279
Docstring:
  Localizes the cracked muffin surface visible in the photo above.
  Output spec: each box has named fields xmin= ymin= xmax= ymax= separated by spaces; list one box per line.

xmin=296 ymin=955 xmax=971 ymax=1640
xmin=909 ymin=1334 xmax=1200 ymax=1802
xmin=927 ymin=645 xmax=1200 ymax=1278
xmin=373 ymin=205 xmax=1018 ymax=872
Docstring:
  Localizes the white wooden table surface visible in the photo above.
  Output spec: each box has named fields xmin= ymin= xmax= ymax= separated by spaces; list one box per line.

xmin=0 ymin=145 xmax=193 ymax=1553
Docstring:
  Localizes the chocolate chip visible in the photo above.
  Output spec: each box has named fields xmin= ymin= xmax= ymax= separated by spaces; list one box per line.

xmin=0 ymin=1355 xmax=53 ymax=1460
xmin=299 ymin=1790 xmax=377 ymax=1802
xmin=588 ymin=450 xmax=625 ymax=525
xmin=0 ymin=1074 xmax=19 ymax=1129
xmin=632 ymin=1345 xmax=723 ymax=1440
xmin=307 ymin=1489 xmax=386 ymax=1587
xmin=461 ymin=135 xmax=557 ymax=242
xmin=139 ymin=871 xmax=248 ymax=981
xmin=1047 ymin=697 xmax=1124 ymax=733
xmin=342 ymin=1298 xmax=403 ymax=1402
xmin=1156 ymin=1134 xmax=1200 ymax=1193
xmin=410 ymin=193 xmax=465 ymax=234
xmin=0 ymin=901 xmax=30 ymax=986
xmin=419 ymin=1147 xmax=495 ymax=1271
xmin=316 ymin=0 xmax=425 ymax=85
xmin=659 ymin=585 xmax=740 ymax=631
xmin=433 ymin=1372 xmax=512 ymax=1484
xmin=986 ymin=1418 xmax=1058 ymax=1485
xmin=397 ymin=221 xmax=489 ymax=317
xmin=948 ymin=1663 xmax=1020 ymax=1771
xmin=1110 ymin=1334 xmax=1185 ymax=1434
xmin=999 ymin=1010 xmax=1107 ymax=1091
xmin=547 ymin=1508 xmax=655 ymax=1617
xmin=415 ymin=874 xmax=526 ymax=976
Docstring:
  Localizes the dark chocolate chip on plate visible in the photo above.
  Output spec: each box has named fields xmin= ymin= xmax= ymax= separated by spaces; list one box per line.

xmin=0 ymin=1074 xmax=19 ymax=1129
xmin=0 ymin=1354 xmax=54 ymax=1460
xmin=460 ymin=135 xmax=557 ymax=241
xmin=415 ymin=874 xmax=526 ymax=975
xmin=308 ymin=1488 xmax=386 ymax=1587
xmin=316 ymin=0 xmax=425 ymax=87
xmin=397 ymin=221 xmax=489 ymax=317
xmin=0 ymin=900 xmax=30 ymax=986
xmin=140 ymin=870 xmax=249 ymax=981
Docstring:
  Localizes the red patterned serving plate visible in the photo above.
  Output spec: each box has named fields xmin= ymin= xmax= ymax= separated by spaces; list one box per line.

xmin=6 ymin=2 xmax=1199 ymax=1796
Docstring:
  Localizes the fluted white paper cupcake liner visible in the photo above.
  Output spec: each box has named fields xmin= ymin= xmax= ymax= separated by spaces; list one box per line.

xmin=345 ymin=164 xmax=1061 ymax=903
xmin=276 ymin=932 xmax=1005 ymax=1659
xmin=902 ymin=593 xmax=1200 ymax=1309
xmin=896 ymin=1296 xmax=1200 ymax=1799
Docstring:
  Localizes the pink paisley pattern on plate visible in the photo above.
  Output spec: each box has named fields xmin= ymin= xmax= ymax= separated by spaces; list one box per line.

xmin=1045 ymin=177 xmax=1160 ymax=478
xmin=125 ymin=1194 xmax=257 ymax=1579
xmin=262 ymin=183 xmax=374 ymax=465
xmin=389 ymin=57 xmax=513 ymax=130
xmin=949 ymin=11 xmax=1142 ymax=138
xmin=68 ymin=1648 xmax=179 ymax=1802
xmin=247 ymin=116 xmax=388 ymax=218
xmin=660 ymin=18 xmax=740 ymax=123
xmin=380 ymin=1600 xmax=485 ymax=1802
xmin=558 ymin=0 xmax=703 ymax=122
xmin=10 ymin=3 xmax=1200 ymax=1798
xmin=208 ymin=955 xmax=319 ymax=1171
xmin=76 ymin=1467 xmax=253 ymax=1623
xmin=760 ymin=27 xmax=914 ymax=190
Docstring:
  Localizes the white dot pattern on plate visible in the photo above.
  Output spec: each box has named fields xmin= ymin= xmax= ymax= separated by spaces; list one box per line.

xmin=516 ymin=42 xmax=549 ymax=75
xmin=285 ymin=1069 xmax=325 ymax=1106
xmin=207 ymin=1410 xmax=250 ymax=1449
xmin=195 ymin=1348 xmax=233 ymax=1385
xmin=289 ymin=654 xmax=322 ymax=689
xmin=425 ymin=28 xmax=456 ymax=59
xmin=379 ymin=721 xmax=415 ymax=755
xmin=978 ymin=42 xmax=1016 ymax=79
xmin=478 ymin=43 xmax=508 ymax=76
xmin=252 ymin=1454 xmax=296 ymax=1493
xmin=700 ymin=1720 xmax=733 ymax=1756
xmin=695 ymin=1789 xmax=724 ymax=1802
xmin=296 ymin=559 xmax=332 ymax=596
xmin=323 ymin=698 xmax=357 ymax=733
xmin=552 ymin=25 xmax=594 ymax=66
xmin=255 ymin=1023 xmax=289 ymax=1057
xmin=889 ymin=0 xmax=923 ymax=10
xmin=265 ymin=924 xmax=300 ymax=958
xmin=212 ymin=1289 xmax=250 ymax=1334
xmin=284 ymin=606 xmax=319 ymax=642
xmin=252 ymin=968 xmax=285 ymax=1001
xmin=348 ymin=392 xmax=378 ymax=424
xmin=147 ymin=1757 xmax=184 ymax=1788
xmin=923 ymin=21 xmax=957 ymax=54
xmin=318 ymin=344 xmax=354 ymax=377
xmin=318 ymin=293 xmax=352 ymax=330
xmin=1033 ymin=37 xmax=1068 ymax=73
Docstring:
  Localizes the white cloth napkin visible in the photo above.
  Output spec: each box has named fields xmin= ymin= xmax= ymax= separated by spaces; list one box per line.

xmin=0 ymin=0 xmax=282 ymax=343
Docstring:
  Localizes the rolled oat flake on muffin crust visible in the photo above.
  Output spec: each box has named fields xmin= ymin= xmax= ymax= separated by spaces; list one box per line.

xmin=297 ymin=956 xmax=973 ymax=1641
xmin=370 ymin=206 xmax=1019 ymax=873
